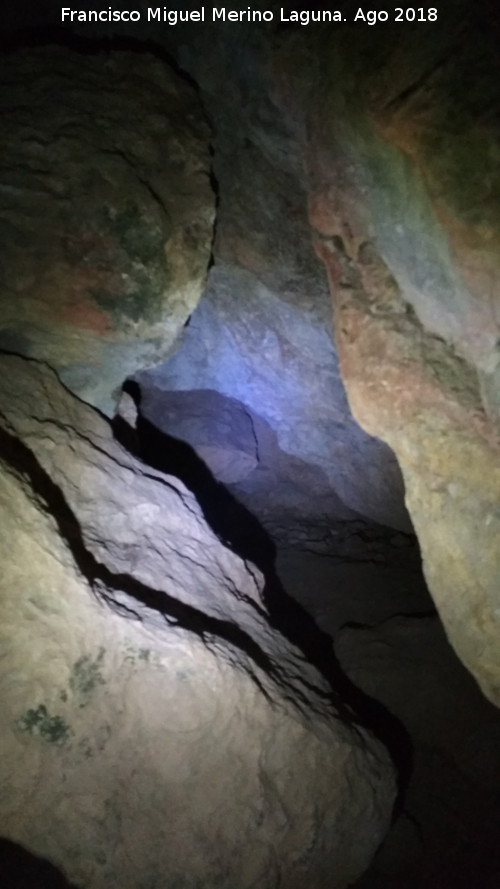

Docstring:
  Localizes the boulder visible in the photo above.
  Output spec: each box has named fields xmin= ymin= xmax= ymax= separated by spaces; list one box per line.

xmin=0 ymin=46 xmax=214 ymax=413
xmin=0 ymin=352 xmax=396 ymax=889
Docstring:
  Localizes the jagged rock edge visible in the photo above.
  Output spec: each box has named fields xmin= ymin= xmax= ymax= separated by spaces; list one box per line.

xmin=0 ymin=418 xmax=335 ymax=718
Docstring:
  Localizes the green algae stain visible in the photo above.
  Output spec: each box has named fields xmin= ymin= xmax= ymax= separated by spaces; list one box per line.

xmin=112 ymin=203 xmax=164 ymax=266
xmin=17 ymin=705 xmax=71 ymax=746
xmin=69 ymin=647 xmax=106 ymax=702
xmin=123 ymin=641 xmax=153 ymax=666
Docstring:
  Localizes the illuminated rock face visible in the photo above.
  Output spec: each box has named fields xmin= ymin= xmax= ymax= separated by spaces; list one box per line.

xmin=132 ymin=42 xmax=411 ymax=536
xmin=279 ymin=6 xmax=500 ymax=707
xmin=0 ymin=353 xmax=396 ymax=889
xmin=0 ymin=47 xmax=214 ymax=414
xmin=1 ymin=9 xmax=500 ymax=885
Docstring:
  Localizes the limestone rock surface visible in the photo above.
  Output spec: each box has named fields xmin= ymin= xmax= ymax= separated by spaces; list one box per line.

xmin=0 ymin=352 xmax=396 ymax=889
xmin=133 ymin=387 xmax=260 ymax=485
xmin=277 ymin=3 xmax=500 ymax=705
xmin=132 ymin=30 xmax=411 ymax=535
xmin=0 ymin=46 xmax=214 ymax=413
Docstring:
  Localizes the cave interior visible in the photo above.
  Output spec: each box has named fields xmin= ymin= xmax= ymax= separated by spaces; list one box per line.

xmin=1 ymin=2 xmax=500 ymax=888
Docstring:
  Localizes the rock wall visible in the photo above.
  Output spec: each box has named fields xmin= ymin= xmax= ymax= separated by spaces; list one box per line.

xmin=132 ymin=21 xmax=412 ymax=534
xmin=274 ymin=2 xmax=500 ymax=706
xmin=0 ymin=46 xmax=214 ymax=413
xmin=0 ymin=31 xmax=411 ymax=534
xmin=0 ymin=352 xmax=396 ymax=889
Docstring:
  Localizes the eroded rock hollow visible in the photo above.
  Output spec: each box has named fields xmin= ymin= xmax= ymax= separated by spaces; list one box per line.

xmin=1 ymin=2 xmax=500 ymax=888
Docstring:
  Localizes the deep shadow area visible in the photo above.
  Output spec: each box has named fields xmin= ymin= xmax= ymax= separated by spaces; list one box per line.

xmin=114 ymin=380 xmax=277 ymax=576
xmin=1 ymin=9 xmax=500 ymax=889
xmin=0 ymin=360 xmax=413 ymax=804
xmin=0 ymin=420 xmax=280 ymax=699
xmin=0 ymin=837 xmax=79 ymax=889
xmin=0 ymin=20 xmax=199 ymax=89
xmin=113 ymin=379 xmax=414 ymax=814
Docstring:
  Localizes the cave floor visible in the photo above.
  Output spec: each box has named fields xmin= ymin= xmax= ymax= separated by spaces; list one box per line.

xmin=275 ymin=544 xmax=500 ymax=889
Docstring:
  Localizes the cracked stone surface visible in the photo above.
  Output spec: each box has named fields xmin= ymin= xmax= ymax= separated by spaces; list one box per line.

xmin=0 ymin=352 xmax=396 ymax=889
xmin=0 ymin=46 xmax=214 ymax=413
xmin=130 ymin=35 xmax=412 ymax=536
xmin=272 ymin=1 xmax=500 ymax=706
xmin=278 ymin=540 xmax=500 ymax=889
xmin=1 ymin=7 xmax=499 ymax=887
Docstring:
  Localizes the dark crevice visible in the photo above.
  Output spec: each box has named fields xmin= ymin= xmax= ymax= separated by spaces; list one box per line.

xmin=114 ymin=379 xmax=277 ymax=575
xmin=383 ymin=38 xmax=464 ymax=113
xmin=264 ymin=575 xmax=413 ymax=818
xmin=1 ymin=370 xmax=412 ymax=815
xmin=0 ymin=837 xmax=79 ymax=889
xmin=207 ymin=148 xmax=220 ymax=273
xmin=0 ymin=422 xmax=282 ymax=691
xmin=112 ymin=383 xmax=414 ymax=815
xmin=338 ymin=610 xmax=439 ymax=633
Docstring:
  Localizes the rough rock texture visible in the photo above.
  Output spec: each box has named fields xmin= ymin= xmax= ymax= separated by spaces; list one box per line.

xmin=336 ymin=616 xmax=500 ymax=888
xmin=0 ymin=352 xmax=396 ymax=889
xmin=0 ymin=46 xmax=214 ymax=413
xmin=278 ymin=539 xmax=500 ymax=888
xmin=0 ymin=33 xmax=410 ymax=534
xmin=130 ymin=29 xmax=411 ymax=536
xmin=131 ymin=387 xmax=260 ymax=485
xmin=274 ymin=4 xmax=500 ymax=705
